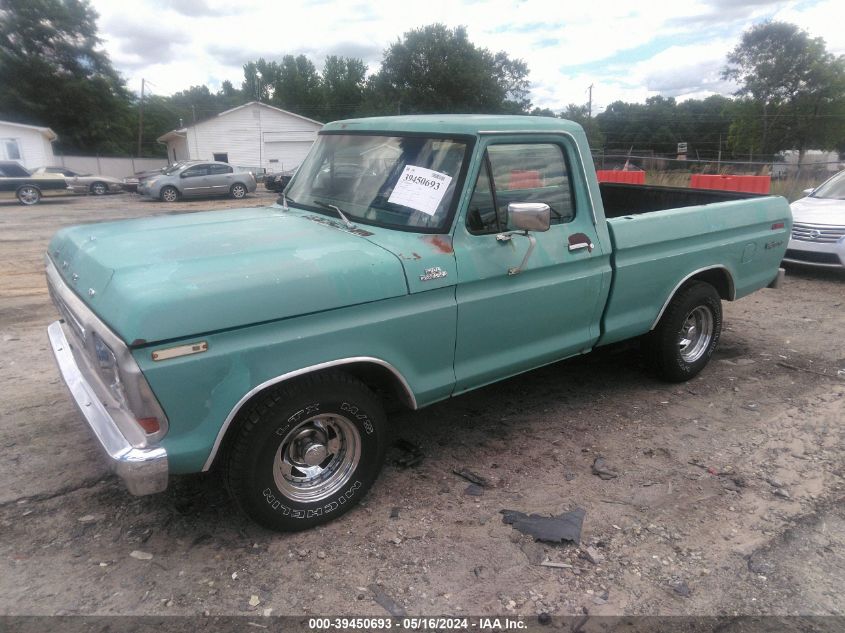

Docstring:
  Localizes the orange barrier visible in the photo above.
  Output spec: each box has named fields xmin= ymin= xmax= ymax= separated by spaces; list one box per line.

xmin=690 ymin=174 xmax=771 ymax=194
xmin=509 ymin=169 xmax=542 ymax=190
xmin=596 ymin=170 xmax=646 ymax=185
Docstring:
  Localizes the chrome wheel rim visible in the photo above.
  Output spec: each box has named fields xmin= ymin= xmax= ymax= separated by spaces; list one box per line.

xmin=162 ymin=188 xmax=177 ymax=202
xmin=232 ymin=185 xmax=245 ymax=198
xmin=678 ymin=306 xmax=713 ymax=363
xmin=272 ymin=413 xmax=360 ymax=503
xmin=18 ymin=186 xmax=39 ymax=205
xmin=92 ymin=183 xmax=106 ymax=195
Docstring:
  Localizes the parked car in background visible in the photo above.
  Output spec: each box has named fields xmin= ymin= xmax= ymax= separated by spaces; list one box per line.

xmin=264 ymin=168 xmax=296 ymax=192
xmin=784 ymin=169 xmax=845 ymax=268
xmin=138 ymin=160 xmax=257 ymax=201
xmin=0 ymin=161 xmax=71 ymax=205
xmin=123 ymin=162 xmax=188 ymax=193
xmin=32 ymin=166 xmax=124 ymax=195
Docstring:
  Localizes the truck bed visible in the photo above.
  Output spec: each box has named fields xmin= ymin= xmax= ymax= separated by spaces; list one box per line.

xmin=597 ymin=187 xmax=791 ymax=348
xmin=599 ymin=182 xmax=759 ymax=218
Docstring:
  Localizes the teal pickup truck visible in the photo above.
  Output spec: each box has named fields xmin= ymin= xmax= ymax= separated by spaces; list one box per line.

xmin=46 ymin=115 xmax=790 ymax=531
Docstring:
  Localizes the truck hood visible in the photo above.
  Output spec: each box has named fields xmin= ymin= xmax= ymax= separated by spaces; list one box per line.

xmin=48 ymin=207 xmax=408 ymax=345
xmin=789 ymin=196 xmax=845 ymax=226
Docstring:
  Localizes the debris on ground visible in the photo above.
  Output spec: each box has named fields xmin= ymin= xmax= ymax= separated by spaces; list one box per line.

xmin=592 ymin=590 xmax=609 ymax=605
xmin=248 ymin=595 xmax=260 ymax=607
xmin=539 ymin=561 xmax=573 ymax=569
xmin=393 ymin=439 xmax=424 ymax=468
xmin=453 ymin=468 xmax=489 ymax=487
xmin=129 ymin=550 xmax=153 ymax=561
xmin=369 ymin=584 xmax=407 ymax=617
xmin=389 ymin=507 xmax=401 ymax=519
xmin=501 ymin=507 xmax=585 ymax=543
xmin=591 ymin=457 xmax=618 ymax=480
xmin=774 ymin=488 xmax=791 ymax=499
xmin=672 ymin=580 xmax=691 ymax=597
xmin=581 ymin=546 xmax=604 ymax=565
xmin=465 ymin=483 xmax=484 ymax=496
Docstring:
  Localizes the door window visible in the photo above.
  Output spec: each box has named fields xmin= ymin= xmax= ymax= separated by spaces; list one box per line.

xmin=209 ymin=164 xmax=233 ymax=175
xmin=466 ymin=143 xmax=575 ymax=234
xmin=181 ymin=165 xmax=209 ymax=178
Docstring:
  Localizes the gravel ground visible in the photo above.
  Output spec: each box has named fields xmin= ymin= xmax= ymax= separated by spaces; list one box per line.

xmin=0 ymin=191 xmax=843 ymax=621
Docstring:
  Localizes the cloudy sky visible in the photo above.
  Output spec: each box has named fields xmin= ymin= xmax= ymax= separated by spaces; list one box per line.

xmin=90 ymin=0 xmax=845 ymax=113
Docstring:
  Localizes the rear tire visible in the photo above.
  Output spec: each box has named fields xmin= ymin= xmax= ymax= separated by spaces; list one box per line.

xmin=230 ymin=183 xmax=247 ymax=199
xmin=90 ymin=181 xmax=108 ymax=195
xmin=643 ymin=281 xmax=722 ymax=382
xmin=225 ymin=372 xmax=388 ymax=532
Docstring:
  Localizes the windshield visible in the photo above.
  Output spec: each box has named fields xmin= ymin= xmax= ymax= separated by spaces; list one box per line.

xmin=286 ymin=134 xmax=469 ymax=231
xmin=811 ymin=170 xmax=845 ymax=199
xmin=163 ymin=161 xmax=188 ymax=175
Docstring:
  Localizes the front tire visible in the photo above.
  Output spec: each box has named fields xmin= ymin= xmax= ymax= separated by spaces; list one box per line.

xmin=225 ymin=372 xmax=388 ymax=532
xmin=230 ymin=183 xmax=247 ymax=199
xmin=90 ymin=181 xmax=108 ymax=195
xmin=159 ymin=186 xmax=179 ymax=202
xmin=643 ymin=281 xmax=722 ymax=382
xmin=17 ymin=185 xmax=41 ymax=205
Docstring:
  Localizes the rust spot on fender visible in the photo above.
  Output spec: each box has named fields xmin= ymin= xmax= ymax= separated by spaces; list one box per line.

xmin=399 ymin=252 xmax=422 ymax=260
xmin=422 ymin=235 xmax=454 ymax=254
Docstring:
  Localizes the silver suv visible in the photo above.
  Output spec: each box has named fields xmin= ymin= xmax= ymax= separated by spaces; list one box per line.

xmin=139 ymin=160 xmax=257 ymax=202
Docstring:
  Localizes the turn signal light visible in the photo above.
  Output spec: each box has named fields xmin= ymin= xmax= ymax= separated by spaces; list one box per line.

xmin=137 ymin=417 xmax=161 ymax=434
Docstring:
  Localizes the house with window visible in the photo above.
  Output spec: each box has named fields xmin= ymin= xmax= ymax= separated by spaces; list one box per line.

xmin=157 ymin=101 xmax=322 ymax=174
xmin=0 ymin=120 xmax=57 ymax=169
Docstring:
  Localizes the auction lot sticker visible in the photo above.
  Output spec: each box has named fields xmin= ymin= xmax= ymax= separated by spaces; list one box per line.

xmin=388 ymin=165 xmax=452 ymax=216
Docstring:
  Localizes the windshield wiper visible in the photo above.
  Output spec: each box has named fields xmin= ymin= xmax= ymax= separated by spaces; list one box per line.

xmin=312 ymin=200 xmax=356 ymax=229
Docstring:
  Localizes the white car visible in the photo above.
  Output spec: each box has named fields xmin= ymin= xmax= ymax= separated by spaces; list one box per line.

xmin=784 ymin=170 xmax=845 ymax=268
xmin=32 ymin=166 xmax=125 ymax=195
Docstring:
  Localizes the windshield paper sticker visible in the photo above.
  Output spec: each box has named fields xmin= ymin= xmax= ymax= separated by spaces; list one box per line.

xmin=388 ymin=165 xmax=452 ymax=216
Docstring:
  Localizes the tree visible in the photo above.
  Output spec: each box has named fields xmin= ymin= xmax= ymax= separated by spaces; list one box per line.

xmin=321 ymin=56 xmax=366 ymax=122
xmin=269 ymin=55 xmax=323 ymax=119
xmin=723 ymin=21 xmax=845 ymax=158
xmin=561 ymin=104 xmax=604 ymax=147
xmin=0 ymin=0 xmax=133 ymax=153
xmin=364 ymin=24 xmax=531 ymax=115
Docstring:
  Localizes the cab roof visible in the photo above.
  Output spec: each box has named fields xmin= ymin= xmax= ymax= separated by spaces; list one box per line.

xmin=321 ymin=114 xmax=584 ymax=137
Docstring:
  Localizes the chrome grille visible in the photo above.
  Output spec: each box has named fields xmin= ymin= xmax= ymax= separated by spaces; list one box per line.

xmin=47 ymin=276 xmax=86 ymax=342
xmin=791 ymin=222 xmax=845 ymax=243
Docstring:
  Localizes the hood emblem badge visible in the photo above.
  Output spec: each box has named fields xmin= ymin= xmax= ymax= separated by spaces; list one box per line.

xmin=71 ymin=273 xmax=79 ymax=282
xmin=420 ymin=266 xmax=448 ymax=282
xmin=809 ymin=229 xmax=821 ymax=240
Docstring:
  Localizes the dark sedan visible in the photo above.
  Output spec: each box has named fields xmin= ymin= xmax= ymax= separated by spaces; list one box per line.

xmin=0 ymin=161 xmax=71 ymax=205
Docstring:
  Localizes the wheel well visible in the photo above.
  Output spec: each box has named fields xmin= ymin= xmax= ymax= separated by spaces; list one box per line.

xmin=206 ymin=361 xmax=414 ymax=471
xmin=686 ymin=268 xmax=733 ymax=301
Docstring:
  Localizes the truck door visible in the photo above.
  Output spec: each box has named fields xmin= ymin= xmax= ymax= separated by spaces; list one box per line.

xmin=452 ymin=137 xmax=611 ymax=393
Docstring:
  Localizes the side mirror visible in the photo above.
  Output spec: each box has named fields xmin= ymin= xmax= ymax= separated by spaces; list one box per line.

xmin=508 ymin=202 xmax=551 ymax=232
xmin=498 ymin=203 xmax=552 ymax=276
xmin=803 ymin=188 xmax=814 ymax=195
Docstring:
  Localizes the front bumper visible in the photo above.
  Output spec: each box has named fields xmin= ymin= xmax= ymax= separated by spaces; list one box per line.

xmin=47 ymin=321 xmax=169 ymax=495
xmin=783 ymin=236 xmax=845 ymax=268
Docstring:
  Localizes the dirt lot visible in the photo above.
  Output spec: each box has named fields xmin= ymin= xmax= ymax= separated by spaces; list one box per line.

xmin=0 ymin=190 xmax=843 ymax=622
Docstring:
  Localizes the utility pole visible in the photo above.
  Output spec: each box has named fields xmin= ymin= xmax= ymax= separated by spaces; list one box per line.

xmin=717 ymin=134 xmax=722 ymax=171
xmin=137 ymin=78 xmax=145 ymax=156
xmin=587 ymin=84 xmax=593 ymax=118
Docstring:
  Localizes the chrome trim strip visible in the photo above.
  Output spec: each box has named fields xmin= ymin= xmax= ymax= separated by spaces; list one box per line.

xmin=649 ymin=265 xmax=736 ymax=330
xmin=201 ymin=357 xmax=419 ymax=472
xmin=48 ymin=321 xmax=169 ymax=495
xmin=477 ymin=129 xmax=599 ymax=226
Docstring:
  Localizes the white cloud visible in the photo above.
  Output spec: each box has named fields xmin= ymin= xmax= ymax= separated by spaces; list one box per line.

xmin=89 ymin=0 xmax=838 ymax=111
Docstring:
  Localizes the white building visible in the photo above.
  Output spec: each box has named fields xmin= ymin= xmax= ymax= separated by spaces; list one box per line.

xmin=0 ymin=120 xmax=57 ymax=169
xmin=157 ymin=101 xmax=322 ymax=174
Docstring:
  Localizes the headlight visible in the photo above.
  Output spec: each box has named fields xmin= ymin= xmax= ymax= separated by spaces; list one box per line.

xmin=93 ymin=332 xmax=126 ymax=407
